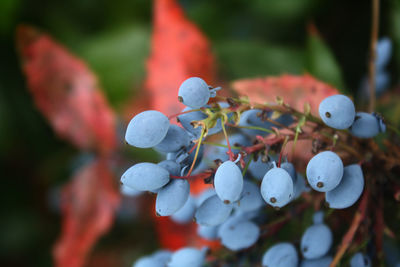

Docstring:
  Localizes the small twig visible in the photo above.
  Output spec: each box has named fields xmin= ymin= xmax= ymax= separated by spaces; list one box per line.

xmin=202 ymin=141 xmax=242 ymax=151
xmin=225 ymin=123 xmax=274 ymax=134
xmin=170 ymin=170 xmax=214 ymax=180
xmin=374 ymin=190 xmax=384 ymax=262
xmin=242 ymin=154 xmax=253 ymax=176
xmin=188 ymin=142 xmax=198 ymax=154
xmin=330 ymin=190 xmax=369 ymax=267
xmin=260 ymin=202 xmax=310 ymax=236
xmin=168 ymin=108 xmax=203 ymax=120
xmin=368 ymin=0 xmax=380 ymax=112
xmin=186 ymin=129 xmax=205 ymax=176
xmin=277 ymin=136 xmax=289 ymax=167
xmin=221 ymin=117 xmax=235 ymax=161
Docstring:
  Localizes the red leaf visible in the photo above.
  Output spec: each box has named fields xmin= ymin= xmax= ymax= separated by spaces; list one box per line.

xmin=232 ymin=74 xmax=339 ymax=115
xmin=233 ymin=74 xmax=340 ymax=170
xmin=16 ymin=25 xmax=117 ymax=155
xmin=126 ymin=0 xmax=216 ymax=117
xmin=53 ymin=158 xmax=120 ymax=267
xmin=154 ymin=216 xmax=221 ymax=251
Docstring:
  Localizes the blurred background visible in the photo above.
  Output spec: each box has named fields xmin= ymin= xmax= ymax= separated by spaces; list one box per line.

xmin=0 ymin=0 xmax=399 ymax=266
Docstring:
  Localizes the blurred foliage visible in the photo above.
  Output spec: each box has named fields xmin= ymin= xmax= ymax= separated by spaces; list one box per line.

xmin=77 ymin=26 xmax=150 ymax=108
xmin=0 ymin=0 xmax=399 ymax=266
xmin=216 ymin=40 xmax=305 ymax=79
xmin=306 ymin=29 xmax=345 ymax=90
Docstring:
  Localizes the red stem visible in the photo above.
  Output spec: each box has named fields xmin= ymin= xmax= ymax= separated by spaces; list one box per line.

xmin=170 ymin=170 xmax=214 ymax=180
xmin=168 ymin=108 xmax=204 ymax=120
xmin=330 ymin=189 xmax=369 ymax=267
xmin=374 ymin=191 xmax=384 ymax=261
xmin=188 ymin=142 xmax=198 ymax=154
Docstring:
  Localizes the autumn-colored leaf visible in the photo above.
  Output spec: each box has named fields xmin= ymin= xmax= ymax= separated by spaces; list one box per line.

xmin=53 ymin=158 xmax=120 ymax=267
xmin=232 ymin=74 xmax=339 ymax=115
xmin=126 ymin=0 xmax=216 ymax=118
xmin=126 ymin=0 xmax=217 ymax=251
xmin=154 ymin=216 xmax=221 ymax=251
xmin=16 ymin=25 xmax=117 ymax=155
xmin=233 ymin=74 xmax=339 ymax=169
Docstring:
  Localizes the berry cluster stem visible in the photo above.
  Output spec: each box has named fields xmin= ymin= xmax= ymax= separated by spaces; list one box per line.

xmin=330 ymin=189 xmax=369 ymax=267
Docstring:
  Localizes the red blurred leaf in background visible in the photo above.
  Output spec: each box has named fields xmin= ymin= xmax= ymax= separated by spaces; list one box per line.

xmin=16 ymin=25 xmax=117 ymax=155
xmin=53 ymin=158 xmax=120 ymax=267
xmin=232 ymin=74 xmax=338 ymax=115
xmin=129 ymin=0 xmax=218 ymax=249
xmin=233 ymin=74 xmax=339 ymax=169
xmin=127 ymin=0 xmax=216 ymax=117
xmin=154 ymin=215 xmax=221 ymax=251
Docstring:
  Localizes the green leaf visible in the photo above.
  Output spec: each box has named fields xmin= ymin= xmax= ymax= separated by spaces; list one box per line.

xmin=77 ymin=26 xmax=150 ymax=109
xmin=216 ymin=40 xmax=305 ymax=79
xmin=0 ymin=0 xmax=20 ymax=35
xmin=306 ymin=30 xmax=345 ymax=91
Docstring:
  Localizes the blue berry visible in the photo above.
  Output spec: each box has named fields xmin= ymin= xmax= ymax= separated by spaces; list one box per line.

xmin=301 ymin=223 xmax=333 ymax=259
xmin=195 ymin=188 xmax=216 ymax=207
xmin=155 ymin=179 xmax=190 ymax=216
xmin=167 ymin=247 xmax=207 ymax=267
xmin=217 ymin=212 xmax=252 ymax=239
xmin=157 ymin=160 xmax=181 ymax=176
xmin=312 ymin=211 xmax=325 ymax=224
xmin=261 ymin=165 xmax=294 ymax=208
xmin=197 ymin=225 xmax=219 ymax=240
xmin=171 ymin=195 xmax=196 ymax=224
xmin=293 ymin=173 xmax=309 ymax=199
xmin=262 ymin=242 xmax=299 ymax=267
xmin=214 ymin=161 xmax=244 ymax=204
xmin=121 ymin=163 xmax=170 ymax=191
xmin=248 ymin=157 xmax=274 ymax=180
xmin=306 ymin=151 xmax=343 ymax=192
xmin=219 ymin=220 xmax=260 ymax=251
xmin=125 ymin=110 xmax=170 ymax=148
xmin=155 ymin=125 xmax=191 ymax=153
xmin=133 ymin=256 xmax=164 ymax=267
xmin=281 ymin=162 xmax=297 ymax=183
xmin=195 ymin=194 xmax=233 ymax=226
xmin=235 ymin=180 xmax=264 ymax=213
xmin=376 ymin=37 xmax=392 ymax=70
xmin=350 ymin=252 xmax=371 ymax=267
xmin=178 ymin=77 xmax=211 ymax=108
xmin=120 ymin=184 xmax=143 ymax=197
xmin=319 ymin=94 xmax=355 ymax=129
xmin=350 ymin=112 xmax=385 ymax=138
xmin=300 ymin=256 xmax=333 ymax=267
xmin=151 ymin=250 xmax=172 ymax=265
xmin=326 ymin=164 xmax=364 ymax=209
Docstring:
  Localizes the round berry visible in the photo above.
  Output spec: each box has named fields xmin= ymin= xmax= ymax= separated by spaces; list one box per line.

xmin=319 ymin=94 xmax=355 ymax=129
xmin=178 ymin=77 xmax=210 ymax=108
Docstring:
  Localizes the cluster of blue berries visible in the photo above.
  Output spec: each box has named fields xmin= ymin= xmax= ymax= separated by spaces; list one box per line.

xmin=263 ymin=212 xmax=371 ymax=267
xmin=319 ymin=94 xmax=385 ymax=138
xmin=121 ymin=77 xmax=385 ymax=267
xmin=359 ymin=37 xmax=392 ymax=97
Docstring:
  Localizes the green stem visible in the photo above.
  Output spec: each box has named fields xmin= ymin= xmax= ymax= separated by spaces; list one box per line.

xmin=226 ymin=123 xmax=274 ymax=134
xmin=202 ymin=141 xmax=242 ymax=151
xmin=187 ymin=129 xmax=205 ymax=176
xmin=242 ymin=154 xmax=253 ymax=176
